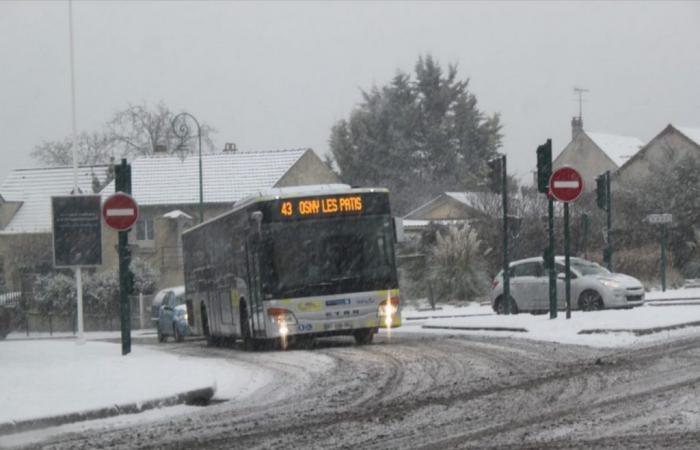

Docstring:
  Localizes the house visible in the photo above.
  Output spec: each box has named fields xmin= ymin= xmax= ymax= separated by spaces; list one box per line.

xmin=615 ymin=124 xmax=700 ymax=187
xmin=0 ymin=148 xmax=340 ymax=294
xmin=402 ymin=191 xmax=500 ymax=236
xmin=552 ymin=117 xmax=644 ymax=192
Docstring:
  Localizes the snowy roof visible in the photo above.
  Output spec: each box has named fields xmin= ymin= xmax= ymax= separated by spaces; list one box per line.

xmin=101 ymin=149 xmax=310 ymax=206
xmin=444 ymin=192 xmax=497 ymax=208
xmin=586 ymin=132 xmax=644 ymax=167
xmin=404 ymin=191 xmax=499 ymax=220
xmin=162 ymin=209 xmax=193 ymax=220
xmin=676 ymin=126 xmax=700 ymax=146
xmin=0 ymin=165 xmax=110 ymax=234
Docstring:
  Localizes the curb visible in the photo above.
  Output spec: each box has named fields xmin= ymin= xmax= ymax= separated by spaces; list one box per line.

xmin=578 ymin=320 xmax=700 ymax=336
xmin=406 ymin=313 xmax=494 ymax=321
xmin=422 ymin=325 xmax=527 ymax=333
xmin=0 ymin=386 xmax=214 ymax=436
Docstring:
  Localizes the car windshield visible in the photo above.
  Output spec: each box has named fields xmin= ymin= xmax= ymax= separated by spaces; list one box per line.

xmin=570 ymin=260 xmax=610 ymax=276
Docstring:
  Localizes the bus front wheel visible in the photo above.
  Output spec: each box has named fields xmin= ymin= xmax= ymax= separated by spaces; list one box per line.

xmin=353 ymin=328 xmax=375 ymax=345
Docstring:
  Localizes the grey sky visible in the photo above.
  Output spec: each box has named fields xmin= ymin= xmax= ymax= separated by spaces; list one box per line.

xmin=1 ymin=1 xmax=698 ymax=184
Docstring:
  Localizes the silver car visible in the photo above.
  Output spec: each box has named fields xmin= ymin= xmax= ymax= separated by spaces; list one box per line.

xmin=491 ymin=256 xmax=645 ymax=314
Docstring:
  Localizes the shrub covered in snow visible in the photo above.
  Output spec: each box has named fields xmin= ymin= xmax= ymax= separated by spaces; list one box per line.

xmin=427 ymin=224 xmax=490 ymax=302
xmin=33 ymin=273 xmax=76 ymax=315
xmin=129 ymin=258 xmax=159 ymax=295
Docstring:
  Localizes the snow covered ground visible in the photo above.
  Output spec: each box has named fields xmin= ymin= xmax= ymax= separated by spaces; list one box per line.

xmin=1 ymin=286 xmax=699 ymax=439
xmin=0 ymin=339 xmax=273 ymax=425
xmin=398 ymin=288 xmax=700 ymax=348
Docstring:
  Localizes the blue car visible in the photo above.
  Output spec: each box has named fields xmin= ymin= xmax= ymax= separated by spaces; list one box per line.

xmin=155 ymin=286 xmax=191 ymax=343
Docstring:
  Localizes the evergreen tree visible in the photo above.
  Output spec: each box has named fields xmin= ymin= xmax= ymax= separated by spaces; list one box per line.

xmin=329 ymin=55 xmax=503 ymax=214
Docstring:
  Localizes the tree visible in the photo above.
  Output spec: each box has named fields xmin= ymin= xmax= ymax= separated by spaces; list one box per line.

xmin=30 ymin=101 xmax=217 ymax=167
xmin=329 ymin=55 xmax=503 ymax=214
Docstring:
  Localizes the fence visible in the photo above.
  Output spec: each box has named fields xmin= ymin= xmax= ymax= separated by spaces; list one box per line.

xmin=7 ymin=294 xmax=155 ymax=336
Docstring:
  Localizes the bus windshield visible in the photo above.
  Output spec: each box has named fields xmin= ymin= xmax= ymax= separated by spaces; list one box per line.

xmin=260 ymin=216 xmax=397 ymax=298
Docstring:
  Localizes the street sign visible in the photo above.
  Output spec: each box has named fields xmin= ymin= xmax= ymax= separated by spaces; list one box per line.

xmin=646 ymin=213 xmax=673 ymax=224
xmin=52 ymin=195 xmax=102 ymax=267
xmin=103 ymin=192 xmax=139 ymax=231
xmin=549 ymin=167 xmax=584 ymax=203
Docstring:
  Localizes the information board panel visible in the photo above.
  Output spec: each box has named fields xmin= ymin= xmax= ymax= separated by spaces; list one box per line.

xmin=52 ymin=195 xmax=102 ymax=267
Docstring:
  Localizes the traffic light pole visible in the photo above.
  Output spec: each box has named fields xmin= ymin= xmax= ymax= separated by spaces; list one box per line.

xmin=501 ymin=155 xmax=510 ymax=315
xmin=115 ymin=159 xmax=132 ymax=356
xmin=605 ymin=171 xmax=613 ymax=272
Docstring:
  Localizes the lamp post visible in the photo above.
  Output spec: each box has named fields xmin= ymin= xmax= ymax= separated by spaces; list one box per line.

xmin=172 ymin=112 xmax=203 ymax=223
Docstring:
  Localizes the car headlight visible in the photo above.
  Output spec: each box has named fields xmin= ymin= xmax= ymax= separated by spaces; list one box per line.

xmin=599 ymin=278 xmax=621 ymax=289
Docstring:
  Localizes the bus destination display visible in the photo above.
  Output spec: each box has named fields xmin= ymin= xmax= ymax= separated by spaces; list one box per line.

xmin=273 ymin=193 xmax=389 ymax=221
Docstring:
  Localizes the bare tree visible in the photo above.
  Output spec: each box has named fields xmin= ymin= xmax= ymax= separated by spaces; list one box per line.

xmin=30 ymin=101 xmax=217 ymax=166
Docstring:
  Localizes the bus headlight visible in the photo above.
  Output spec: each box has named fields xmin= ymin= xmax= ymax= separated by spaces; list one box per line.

xmin=378 ymin=296 xmax=400 ymax=327
xmin=267 ymin=307 xmax=298 ymax=334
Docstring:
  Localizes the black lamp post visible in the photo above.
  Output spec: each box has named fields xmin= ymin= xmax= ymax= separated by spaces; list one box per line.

xmin=172 ymin=112 xmax=203 ymax=223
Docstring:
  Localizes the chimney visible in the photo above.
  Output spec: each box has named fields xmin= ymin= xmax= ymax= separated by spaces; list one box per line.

xmin=223 ymin=142 xmax=237 ymax=153
xmin=571 ymin=116 xmax=583 ymax=139
xmin=153 ymin=144 xmax=168 ymax=154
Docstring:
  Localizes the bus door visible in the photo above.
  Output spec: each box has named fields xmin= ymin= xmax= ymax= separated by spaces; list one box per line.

xmin=245 ymin=238 xmax=265 ymax=337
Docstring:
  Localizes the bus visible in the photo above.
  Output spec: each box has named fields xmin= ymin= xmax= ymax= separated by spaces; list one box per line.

xmin=181 ymin=185 xmax=401 ymax=349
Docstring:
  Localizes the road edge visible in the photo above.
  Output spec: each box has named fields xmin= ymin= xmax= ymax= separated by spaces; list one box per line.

xmin=0 ymin=386 xmax=214 ymax=436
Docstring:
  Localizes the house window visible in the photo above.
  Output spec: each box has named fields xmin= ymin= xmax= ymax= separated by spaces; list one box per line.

xmin=136 ymin=218 xmax=154 ymax=241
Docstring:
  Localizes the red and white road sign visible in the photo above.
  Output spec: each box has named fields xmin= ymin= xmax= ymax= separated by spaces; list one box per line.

xmin=549 ymin=167 xmax=584 ymax=202
xmin=102 ymin=192 xmax=139 ymax=231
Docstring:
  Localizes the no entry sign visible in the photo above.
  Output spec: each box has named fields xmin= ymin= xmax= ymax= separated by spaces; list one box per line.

xmin=549 ymin=167 xmax=583 ymax=202
xmin=103 ymin=192 xmax=139 ymax=231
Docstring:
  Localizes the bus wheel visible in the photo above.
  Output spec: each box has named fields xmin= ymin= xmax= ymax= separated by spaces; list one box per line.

xmin=353 ymin=328 xmax=375 ymax=345
xmin=202 ymin=305 xmax=215 ymax=347
xmin=240 ymin=302 xmax=254 ymax=350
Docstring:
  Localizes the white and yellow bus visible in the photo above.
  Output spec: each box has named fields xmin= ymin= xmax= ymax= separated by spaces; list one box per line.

xmin=182 ymin=185 xmax=401 ymax=349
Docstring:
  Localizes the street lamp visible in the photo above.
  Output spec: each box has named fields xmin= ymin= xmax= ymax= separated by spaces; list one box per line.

xmin=172 ymin=112 xmax=203 ymax=223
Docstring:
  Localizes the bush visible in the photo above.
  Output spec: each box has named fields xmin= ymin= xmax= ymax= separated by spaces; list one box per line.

xmin=84 ymin=271 xmax=119 ymax=317
xmin=33 ymin=273 xmax=76 ymax=315
xmin=427 ymin=224 xmax=490 ymax=303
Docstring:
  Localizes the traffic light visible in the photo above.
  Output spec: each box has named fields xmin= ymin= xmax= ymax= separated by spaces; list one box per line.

xmin=487 ymin=156 xmax=503 ymax=192
xmin=536 ymin=139 xmax=552 ymax=193
xmin=596 ymin=172 xmax=607 ymax=210
xmin=487 ymin=156 xmax=503 ymax=193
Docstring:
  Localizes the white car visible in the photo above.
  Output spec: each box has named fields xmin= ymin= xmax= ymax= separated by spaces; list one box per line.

xmin=491 ymin=256 xmax=645 ymax=314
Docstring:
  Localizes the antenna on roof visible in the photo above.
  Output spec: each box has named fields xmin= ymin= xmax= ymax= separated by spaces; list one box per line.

xmin=573 ymin=86 xmax=589 ymax=121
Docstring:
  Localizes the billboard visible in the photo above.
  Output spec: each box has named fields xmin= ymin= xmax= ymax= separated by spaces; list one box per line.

xmin=52 ymin=195 xmax=102 ymax=267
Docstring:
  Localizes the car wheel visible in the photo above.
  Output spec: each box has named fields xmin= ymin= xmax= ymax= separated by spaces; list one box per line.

xmin=173 ymin=323 xmax=184 ymax=342
xmin=157 ymin=328 xmax=166 ymax=343
xmin=353 ymin=328 xmax=375 ymax=345
xmin=495 ymin=296 xmax=519 ymax=315
xmin=579 ymin=290 xmax=604 ymax=311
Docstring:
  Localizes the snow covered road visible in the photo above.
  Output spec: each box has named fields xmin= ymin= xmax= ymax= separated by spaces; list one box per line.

xmin=5 ymin=329 xmax=700 ymax=449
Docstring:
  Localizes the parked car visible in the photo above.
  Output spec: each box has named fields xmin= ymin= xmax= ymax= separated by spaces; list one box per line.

xmin=491 ymin=256 xmax=645 ymax=314
xmin=153 ymin=286 xmax=191 ymax=342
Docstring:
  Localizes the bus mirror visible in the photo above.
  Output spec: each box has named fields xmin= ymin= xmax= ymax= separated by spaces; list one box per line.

xmin=250 ymin=211 xmax=263 ymax=236
xmin=393 ymin=217 xmax=406 ymax=243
